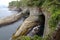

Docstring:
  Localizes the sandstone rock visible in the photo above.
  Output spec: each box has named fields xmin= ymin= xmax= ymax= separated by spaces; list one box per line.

xmin=11 ymin=7 xmax=42 ymax=39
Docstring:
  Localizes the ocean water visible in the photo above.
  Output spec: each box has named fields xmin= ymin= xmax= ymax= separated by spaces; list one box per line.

xmin=0 ymin=7 xmax=24 ymax=40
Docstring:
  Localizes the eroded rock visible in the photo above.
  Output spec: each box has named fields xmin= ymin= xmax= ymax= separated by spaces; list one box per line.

xmin=11 ymin=7 xmax=43 ymax=39
xmin=0 ymin=8 xmax=28 ymax=26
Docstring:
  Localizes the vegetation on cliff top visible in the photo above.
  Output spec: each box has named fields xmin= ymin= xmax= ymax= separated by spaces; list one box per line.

xmin=9 ymin=1 xmax=21 ymax=8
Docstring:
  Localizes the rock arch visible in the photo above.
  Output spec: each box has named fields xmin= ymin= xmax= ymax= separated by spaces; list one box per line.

xmin=11 ymin=7 xmax=47 ymax=39
xmin=42 ymin=10 xmax=51 ymax=37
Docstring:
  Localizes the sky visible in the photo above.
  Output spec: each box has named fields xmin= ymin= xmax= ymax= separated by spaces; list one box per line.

xmin=0 ymin=0 xmax=17 ymax=6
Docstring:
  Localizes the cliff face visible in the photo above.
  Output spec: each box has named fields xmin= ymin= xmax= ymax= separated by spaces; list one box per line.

xmin=11 ymin=7 xmax=42 ymax=39
xmin=9 ymin=7 xmax=60 ymax=40
xmin=8 ymin=0 xmax=60 ymax=40
xmin=42 ymin=11 xmax=50 ymax=37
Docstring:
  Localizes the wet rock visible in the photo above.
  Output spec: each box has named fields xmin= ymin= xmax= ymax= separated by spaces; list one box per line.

xmin=0 ymin=8 xmax=28 ymax=26
xmin=27 ymin=25 xmax=40 ymax=37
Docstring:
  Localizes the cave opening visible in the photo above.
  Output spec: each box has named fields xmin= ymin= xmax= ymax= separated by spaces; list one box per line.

xmin=23 ymin=10 xmax=30 ymax=18
xmin=36 ymin=14 xmax=45 ymax=37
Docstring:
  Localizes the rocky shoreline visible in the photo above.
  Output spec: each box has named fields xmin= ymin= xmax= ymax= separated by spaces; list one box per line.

xmin=0 ymin=8 xmax=28 ymax=26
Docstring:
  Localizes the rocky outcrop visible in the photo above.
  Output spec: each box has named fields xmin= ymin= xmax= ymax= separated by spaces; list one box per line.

xmin=9 ymin=7 xmax=22 ymax=12
xmin=27 ymin=25 xmax=40 ymax=37
xmin=11 ymin=7 xmax=43 ymax=39
xmin=0 ymin=8 xmax=28 ymax=26
xmin=11 ymin=7 xmax=58 ymax=40
xmin=42 ymin=10 xmax=51 ymax=37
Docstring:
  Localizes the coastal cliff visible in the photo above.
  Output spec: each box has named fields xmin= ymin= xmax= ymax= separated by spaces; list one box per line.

xmin=8 ymin=0 xmax=60 ymax=40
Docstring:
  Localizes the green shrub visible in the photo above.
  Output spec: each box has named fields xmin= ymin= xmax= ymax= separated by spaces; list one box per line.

xmin=12 ymin=35 xmax=52 ymax=40
xmin=49 ymin=10 xmax=60 ymax=30
xmin=19 ymin=36 xmax=31 ymax=40
xmin=12 ymin=35 xmax=43 ymax=40
xmin=13 ymin=0 xmax=45 ymax=7
xmin=32 ymin=35 xmax=42 ymax=40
